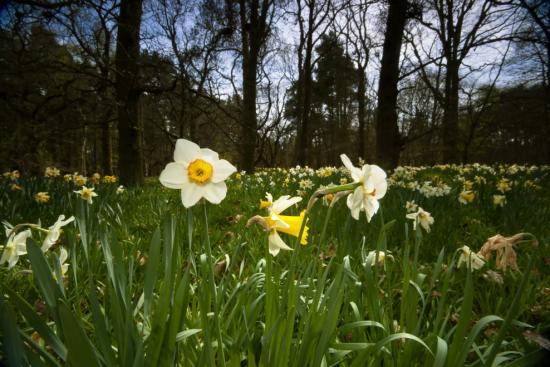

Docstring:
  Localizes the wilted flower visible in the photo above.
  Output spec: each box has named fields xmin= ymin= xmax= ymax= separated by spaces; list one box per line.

xmin=340 ymin=154 xmax=387 ymax=222
xmin=458 ymin=190 xmax=475 ymax=204
xmin=406 ymin=207 xmax=434 ymax=232
xmin=457 ymin=245 xmax=485 ymax=270
xmin=0 ymin=228 xmax=31 ymax=268
xmin=493 ymin=194 xmax=507 ymax=207
xmin=75 ymin=186 xmax=98 ymax=204
xmin=159 ymin=139 xmax=237 ymax=207
xmin=34 ymin=192 xmax=50 ymax=203
xmin=478 ymin=233 xmax=528 ymax=271
xmin=41 ymin=215 xmax=75 ymax=252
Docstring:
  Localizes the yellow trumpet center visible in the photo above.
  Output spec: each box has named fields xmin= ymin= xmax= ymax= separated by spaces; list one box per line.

xmin=187 ymin=159 xmax=213 ymax=184
xmin=260 ymin=200 xmax=272 ymax=209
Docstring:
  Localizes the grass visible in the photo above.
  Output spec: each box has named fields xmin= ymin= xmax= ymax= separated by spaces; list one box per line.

xmin=1 ymin=163 xmax=549 ymax=366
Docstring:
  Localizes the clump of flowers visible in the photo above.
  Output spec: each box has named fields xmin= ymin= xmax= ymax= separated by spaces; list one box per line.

xmin=44 ymin=167 xmax=60 ymax=177
xmin=159 ymin=139 xmax=237 ymax=207
xmin=406 ymin=207 xmax=434 ymax=232
xmin=103 ymin=175 xmax=118 ymax=184
xmin=3 ymin=170 xmax=20 ymax=180
xmin=34 ymin=192 xmax=50 ymax=203
xmin=75 ymin=186 xmax=98 ymax=204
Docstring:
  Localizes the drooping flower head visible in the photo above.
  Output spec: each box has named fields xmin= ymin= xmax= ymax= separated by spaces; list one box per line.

xmin=41 ymin=215 xmax=75 ymax=252
xmin=340 ymin=154 xmax=387 ymax=222
xmin=159 ymin=139 xmax=237 ymax=207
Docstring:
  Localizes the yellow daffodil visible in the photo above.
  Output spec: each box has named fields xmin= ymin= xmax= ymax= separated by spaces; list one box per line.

xmin=463 ymin=180 xmax=473 ymax=190
xmin=0 ymin=228 xmax=31 ymax=268
xmin=340 ymin=154 xmax=387 ymax=222
xmin=458 ymin=190 xmax=475 ymax=204
xmin=406 ymin=207 xmax=434 ymax=232
xmin=493 ymin=194 xmax=506 ymax=207
xmin=44 ymin=167 xmax=60 ymax=177
xmin=103 ymin=175 xmax=118 ymax=183
xmin=457 ymin=246 xmax=485 ymax=270
xmin=34 ymin=192 xmax=50 ymax=203
xmin=75 ymin=186 xmax=98 ymax=204
xmin=159 ymin=139 xmax=236 ymax=207
xmin=496 ymin=178 xmax=511 ymax=193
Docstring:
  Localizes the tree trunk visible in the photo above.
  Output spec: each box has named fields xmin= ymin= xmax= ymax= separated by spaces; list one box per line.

xmin=376 ymin=0 xmax=407 ymax=170
xmin=115 ymin=0 xmax=144 ymax=186
xmin=442 ymin=62 xmax=460 ymax=162
xmin=240 ymin=46 xmax=259 ymax=172
xmin=357 ymin=66 xmax=366 ymax=159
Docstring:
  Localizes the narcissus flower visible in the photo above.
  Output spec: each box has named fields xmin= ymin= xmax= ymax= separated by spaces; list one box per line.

xmin=44 ymin=167 xmax=60 ymax=177
xmin=493 ymin=194 xmax=506 ymax=207
xmin=159 ymin=139 xmax=237 ymax=207
xmin=340 ymin=154 xmax=387 ymax=221
xmin=406 ymin=207 xmax=434 ymax=232
xmin=75 ymin=186 xmax=98 ymax=204
xmin=365 ymin=250 xmax=393 ymax=266
xmin=249 ymin=193 xmax=309 ymax=256
xmin=0 ymin=228 xmax=31 ymax=268
xmin=41 ymin=215 xmax=75 ymax=252
xmin=458 ymin=190 xmax=475 ymax=204
xmin=34 ymin=192 xmax=50 ymax=203
xmin=457 ymin=246 xmax=485 ymax=270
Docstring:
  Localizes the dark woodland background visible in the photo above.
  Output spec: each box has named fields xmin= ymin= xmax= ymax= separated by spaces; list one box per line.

xmin=0 ymin=0 xmax=549 ymax=185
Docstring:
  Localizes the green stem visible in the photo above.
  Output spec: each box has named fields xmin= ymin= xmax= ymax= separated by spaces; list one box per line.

xmin=202 ymin=201 xmax=226 ymax=366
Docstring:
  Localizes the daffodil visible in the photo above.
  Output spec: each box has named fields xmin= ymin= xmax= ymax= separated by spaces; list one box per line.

xmin=41 ymin=215 xmax=75 ymax=252
xmin=34 ymin=192 xmax=50 ymax=203
xmin=457 ymin=246 xmax=485 ymax=270
xmin=493 ymin=194 xmax=506 ymax=207
xmin=159 ymin=139 xmax=237 ymax=207
xmin=0 ymin=228 xmax=31 ymax=268
xmin=116 ymin=185 xmax=125 ymax=194
xmin=53 ymin=247 xmax=69 ymax=280
xmin=340 ymin=154 xmax=387 ymax=221
xmin=365 ymin=250 xmax=392 ymax=266
xmin=44 ymin=167 xmax=60 ymax=177
xmin=75 ymin=186 xmax=98 ymax=204
xmin=406 ymin=207 xmax=434 ymax=232
xmin=458 ymin=190 xmax=475 ymax=204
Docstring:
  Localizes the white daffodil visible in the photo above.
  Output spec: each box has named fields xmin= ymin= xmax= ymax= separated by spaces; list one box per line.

xmin=53 ymin=247 xmax=69 ymax=280
xmin=457 ymin=246 xmax=485 ymax=270
xmin=260 ymin=192 xmax=302 ymax=224
xmin=159 ymin=139 xmax=237 ymax=207
xmin=0 ymin=229 xmax=31 ymax=268
xmin=365 ymin=250 xmax=393 ymax=266
xmin=41 ymin=215 xmax=75 ymax=252
xmin=340 ymin=154 xmax=387 ymax=221
xmin=406 ymin=207 xmax=434 ymax=232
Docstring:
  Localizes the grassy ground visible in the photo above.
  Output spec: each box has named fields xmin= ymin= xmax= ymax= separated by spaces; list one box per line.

xmin=1 ymin=163 xmax=549 ymax=366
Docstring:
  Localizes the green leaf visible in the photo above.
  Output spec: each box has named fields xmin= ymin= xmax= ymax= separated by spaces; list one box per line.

xmin=58 ymin=302 xmax=100 ymax=367
xmin=143 ymin=227 xmax=161 ymax=318
xmin=0 ymin=297 xmax=27 ymax=366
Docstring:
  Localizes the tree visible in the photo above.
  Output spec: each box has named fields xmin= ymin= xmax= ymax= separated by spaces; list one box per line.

xmin=115 ymin=0 xmax=144 ymax=185
xmin=376 ymin=0 xmax=408 ymax=169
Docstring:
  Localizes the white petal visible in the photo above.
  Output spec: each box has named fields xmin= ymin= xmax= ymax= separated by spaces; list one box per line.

xmin=266 ymin=193 xmax=273 ymax=203
xmin=180 ymin=182 xmax=204 ymax=208
xmin=8 ymin=254 xmax=19 ymax=269
xmin=211 ymin=159 xmax=237 ymax=183
xmin=374 ymin=180 xmax=388 ymax=199
xmin=59 ymin=216 xmax=75 ymax=227
xmin=268 ymin=231 xmax=292 ymax=256
xmin=270 ymin=213 xmax=290 ymax=229
xmin=202 ymin=181 xmax=228 ymax=205
xmin=271 ymin=196 xmax=302 ymax=214
xmin=200 ymin=148 xmax=219 ymax=162
xmin=0 ymin=249 xmax=10 ymax=265
xmin=174 ymin=139 xmax=201 ymax=164
xmin=351 ymin=167 xmax=364 ymax=182
xmin=340 ymin=154 xmax=355 ymax=172
xmin=159 ymin=162 xmax=189 ymax=189
xmin=59 ymin=247 xmax=68 ymax=263
xmin=364 ymin=197 xmax=380 ymax=222
xmin=370 ymin=165 xmax=387 ymax=181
